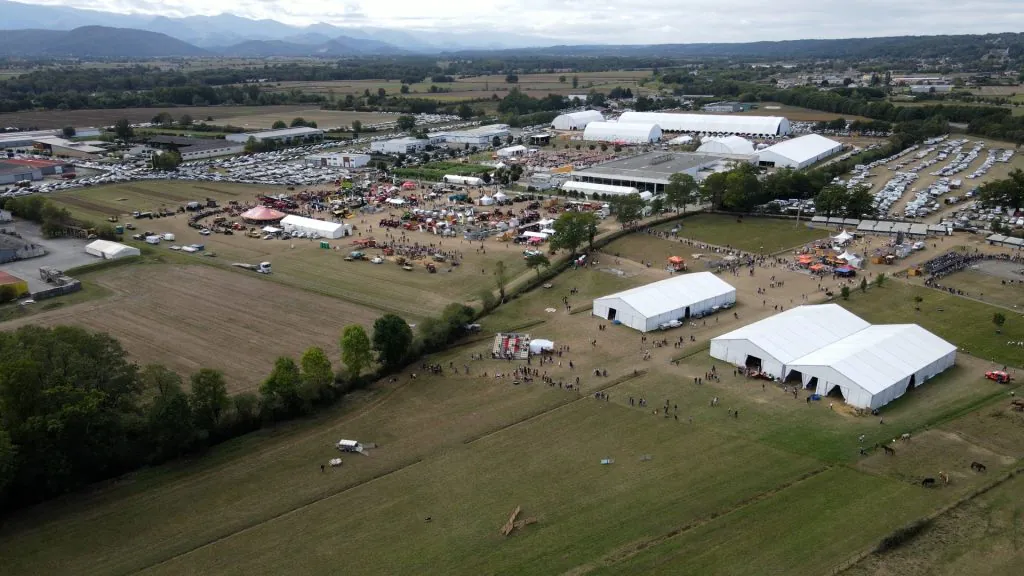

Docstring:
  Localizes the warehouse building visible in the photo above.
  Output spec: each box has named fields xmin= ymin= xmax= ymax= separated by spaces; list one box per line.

xmin=0 ymin=160 xmax=43 ymax=184
xmin=702 ymin=101 xmax=743 ymax=113
xmin=757 ymin=134 xmax=843 ymax=169
xmin=225 ymin=127 xmax=324 ymax=144
xmin=552 ymin=110 xmax=604 ymax=131
xmin=696 ymin=135 xmax=756 ymax=156
xmin=617 ymin=112 xmax=791 ymax=137
xmin=561 ymin=181 xmax=639 ymax=197
xmin=146 ymin=136 xmax=244 ymax=160
xmin=370 ymin=137 xmax=431 ymax=155
xmin=2 ymin=158 xmax=75 ymax=177
xmin=593 ymin=272 xmax=736 ymax=332
xmin=582 ymin=122 xmax=661 ymax=144
xmin=570 ymin=151 xmax=744 ymax=193
xmin=33 ymin=137 xmax=104 ymax=159
xmin=432 ymin=124 xmax=511 ymax=146
xmin=305 ymin=153 xmax=371 ymax=168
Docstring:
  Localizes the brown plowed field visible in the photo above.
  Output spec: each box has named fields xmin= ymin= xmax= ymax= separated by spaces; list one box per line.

xmin=3 ymin=264 xmax=378 ymax=392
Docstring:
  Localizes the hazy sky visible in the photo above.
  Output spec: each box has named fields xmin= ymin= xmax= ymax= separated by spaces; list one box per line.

xmin=18 ymin=0 xmax=1024 ymax=43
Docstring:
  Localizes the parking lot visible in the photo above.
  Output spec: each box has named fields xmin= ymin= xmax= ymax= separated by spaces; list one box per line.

xmin=0 ymin=221 xmax=96 ymax=291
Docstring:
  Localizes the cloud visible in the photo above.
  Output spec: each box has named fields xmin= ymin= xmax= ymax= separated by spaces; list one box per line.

xmin=11 ymin=0 xmax=1024 ymax=43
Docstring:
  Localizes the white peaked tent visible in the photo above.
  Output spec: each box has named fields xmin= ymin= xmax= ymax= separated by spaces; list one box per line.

xmin=479 ymin=195 xmax=494 ymax=206
xmin=787 ymin=325 xmax=957 ymax=409
xmin=593 ymin=272 xmax=736 ymax=332
xmin=833 ymin=230 xmax=854 ymax=244
xmin=280 ymin=215 xmax=350 ymax=238
xmin=493 ymin=191 xmax=508 ymax=201
xmin=85 ymin=240 xmax=141 ymax=260
xmin=696 ymin=135 xmax=756 ymax=155
xmin=839 ymin=251 xmax=862 ymax=268
xmin=529 ymin=339 xmax=555 ymax=354
xmin=583 ymin=122 xmax=662 ymax=144
xmin=552 ymin=110 xmax=604 ymax=130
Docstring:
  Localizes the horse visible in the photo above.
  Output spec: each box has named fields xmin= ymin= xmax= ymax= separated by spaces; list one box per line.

xmin=970 ymin=461 xmax=987 ymax=473
xmin=900 ymin=432 xmax=912 ymax=442
xmin=939 ymin=471 xmax=950 ymax=485
xmin=882 ymin=444 xmax=896 ymax=456
xmin=921 ymin=477 xmax=936 ymax=488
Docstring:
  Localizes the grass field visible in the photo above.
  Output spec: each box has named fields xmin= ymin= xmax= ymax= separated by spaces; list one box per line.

xmin=736 ymin=102 xmax=872 ymax=122
xmin=932 ymin=269 xmax=1024 ymax=311
xmin=0 ymin=106 xmax=391 ymax=130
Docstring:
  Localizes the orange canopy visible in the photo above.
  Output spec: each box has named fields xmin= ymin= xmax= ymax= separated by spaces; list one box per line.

xmin=668 ymin=256 xmax=684 ymax=264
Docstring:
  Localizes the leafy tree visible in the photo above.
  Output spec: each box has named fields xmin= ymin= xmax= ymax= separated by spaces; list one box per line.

xmin=815 ymin=184 xmax=848 ymax=218
xmin=722 ymin=164 xmax=761 ymax=212
xmin=526 ymin=252 xmax=551 ymax=277
xmin=874 ymin=272 xmax=887 ymax=287
xmin=232 ymin=392 xmax=259 ymax=426
xmin=978 ymin=169 xmax=1024 ymax=210
xmin=260 ymin=357 xmax=302 ymax=415
xmin=506 ymin=134 xmax=515 ymax=146
xmin=151 ymin=150 xmax=182 ymax=171
xmin=114 ymin=118 xmax=133 ymax=140
xmin=844 ymin=184 xmax=876 ymax=218
xmin=572 ymin=75 xmax=579 ymax=88
xmin=0 ymin=285 xmax=17 ymax=304
xmin=551 ymin=211 xmax=594 ymax=255
xmin=0 ymin=429 xmax=15 ymax=495
xmin=993 ymin=312 xmax=1006 ymax=332
xmin=151 ymin=112 xmax=173 ymax=126
xmin=372 ymin=314 xmax=414 ymax=370
xmin=378 ymin=88 xmax=387 ymax=99
xmin=840 ymin=286 xmax=850 ymax=300
xmin=664 ymin=172 xmax=697 ymax=213
xmin=178 ymin=114 xmax=193 ymax=126
xmin=699 ymin=171 xmax=728 ymax=209
xmin=400 ymin=84 xmax=410 ymax=94
xmin=189 ymin=369 xmax=229 ymax=433
xmin=418 ymin=303 xmax=476 ymax=352
xmin=457 ymin=103 xmax=473 ymax=120
xmin=244 ymin=136 xmax=261 ymax=154
xmin=397 ymin=115 xmax=416 ymax=131
xmin=300 ymin=346 xmax=334 ymax=399
xmin=612 ymin=193 xmax=645 ymax=225
xmin=492 ymin=135 xmax=502 ymax=147
xmin=495 ymin=260 xmax=508 ymax=302
xmin=272 ymin=120 xmax=287 ymax=129
xmin=860 ymin=277 xmax=868 ymax=292
xmin=290 ymin=117 xmax=307 ymax=127
xmin=559 ymin=75 xmax=567 ymax=83
xmin=477 ymin=288 xmax=498 ymax=312
xmin=350 ymin=120 xmax=362 ymax=134
xmin=147 ymin=372 xmax=196 ymax=461
xmin=505 ymin=74 xmax=519 ymax=84
xmin=61 ymin=126 xmax=75 ymax=138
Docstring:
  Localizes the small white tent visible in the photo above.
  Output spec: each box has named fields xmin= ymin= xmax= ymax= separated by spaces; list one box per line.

xmin=593 ymin=272 xmax=736 ymax=332
xmin=529 ymin=339 xmax=555 ymax=354
xmin=280 ymin=214 xmax=351 ymax=238
xmin=833 ymin=230 xmax=854 ymax=244
xmin=85 ymin=240 xmax=141 ymax=260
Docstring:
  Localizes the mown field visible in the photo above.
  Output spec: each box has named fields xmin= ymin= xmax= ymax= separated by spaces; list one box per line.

xmin=0 ymin=214 xmax=1021 ymax=575
xmin=0 ymin=106 xmax=392 ymax=130
xmin=735 ymin=102 xmax=872 ymax=122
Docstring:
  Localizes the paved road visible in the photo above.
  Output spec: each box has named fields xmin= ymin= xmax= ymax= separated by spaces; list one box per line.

xmin=0 ymin=220 xmax=96 ymax=291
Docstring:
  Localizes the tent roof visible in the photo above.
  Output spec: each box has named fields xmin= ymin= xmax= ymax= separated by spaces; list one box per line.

xmin=553 ymin=110 xmax=603 ymax=123
xmin=711 ymin=304 xmax=869 ymax=364
xmin=757 ymin=134 xmax=842 ymax=165
xmin=618 ymin=112 xmax=790 ymax=135
xmin=788 ymin=325 xmax=956 ymax=394
xmin=280 ymin=214 xmax=343 ymax=233
xmin=696 ymin=135 xmax=755 ymax=155
xmin=583 ymin=121 xmax=661 ymax=142
xmin=86 ymin=239 xmax=139 ymax=257
xmin=562 ymin=181 xmax=638 ymax=196
xmin=595 ymin=272 xmax=735 ymax=318
xmin=241 ymin=206 xmax=286 ymax=221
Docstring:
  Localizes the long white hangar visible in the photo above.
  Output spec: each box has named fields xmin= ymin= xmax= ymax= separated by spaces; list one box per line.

xmin=593 ymin=272 xmax=736 ymax=333
xmin=710 ymin=304 xmax=956 ymax=410
xmin=617 ymin=112 xmax=791 ymax=137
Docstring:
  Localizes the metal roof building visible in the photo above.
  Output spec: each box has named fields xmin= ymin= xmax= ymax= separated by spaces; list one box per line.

xmin=583 ymin=122 xmax=661 ymax=144
xmin=593 ymin=272 xmax=736 ymax=332
xmin=757 ymin=134 xmax=843 ymax=169
xmin=552 ymin=110 xmax=604 ymax=131
xmin=618 ymin=112 xmax=791 ymax=137
xmin=225 ymin=127 xmax=324 ymax=143
xmin=570 ymin=151 xmax=744 ymax=193
xmin=561 ymin=181 xmax=639 ymax=197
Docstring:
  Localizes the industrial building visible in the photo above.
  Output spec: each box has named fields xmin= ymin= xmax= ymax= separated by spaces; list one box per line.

xmin=551 ymin=110 xmax=604 ymax=131
xmin=592 ymin=272 xmax=736 ymax=332
xmin=370 ymin=137 xmax=430 ymax=155
xmin=702 ymin=102 xmax=743 ymax=113
xmin=431 ymin=124 xmax=511 ymax=146
xmin=757 ymin=134 xmax=843 ymax=169
xmin=570 ymin=151 xmax=744 ymax=192
xmin=0 ymin=270 xmax=29 ymax=298
xmin=225 ymin=127 xmax=324 ymax=144
xmin=710 ymin=305 xmax=957 ymax=409
xmin=561 ymin=181 xmax=639 ymax=197
xmin=0 ymin=160 xmax=42 ymax=184
xmin=305 ymin=153 xmax=372 ymax=168
xmin=0 ymin=127 xmax=100 ymax=149
xmin=85 ymin=240 xmax=141 ymax=260
xmin=280 ymin=215 xmax=352 ymax=238
xmin=0 ymin=234 xmax=46 ymax=263
xmin=617 ymin=112 xmax=791 ymax=137
xmin=582 ymin=122 xmax=661 ymax=144
xmin=3 ymin=158 xmax=75 ymax=177
xmin=146 ymin=136 xmax=244 ymax=160
xmin=910 ymin=84 xmax=954 ymax=94
xmin=33 ymin=137 xmax=105 ymax=159
xmin=696 ymin=135 xmax=756 ymax=156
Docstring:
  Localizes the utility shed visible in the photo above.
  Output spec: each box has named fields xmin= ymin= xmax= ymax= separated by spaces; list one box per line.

xmin=709 ymin=304 xmax=869 ymax=379
xmin=757 ymin=134 xmax=843 ymax=169
xmin=786 ymin=325 xmax=956 ymax=409
xmin=552 ymin=110 xmax=604 ymax=130
xmin=85 ymin=240 xmax=141 ymax=260
xmin=583 ymin=122 xmax=662 ymax=144
xmin=593 ymin=272 xmax=736 ymax=332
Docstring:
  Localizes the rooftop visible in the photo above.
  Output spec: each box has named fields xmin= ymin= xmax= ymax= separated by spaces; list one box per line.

xmin=0 ymin=270 xmax=25 ymax=284
xmin=0 ymin=160 xmax=38 ymax=175
xmin=147 ymin=135 xmax=242 ymax=152
xmin=573 ymin=152 xmax=723 ymax=182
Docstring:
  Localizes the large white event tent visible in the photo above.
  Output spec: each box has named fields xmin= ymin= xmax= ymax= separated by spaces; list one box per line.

xmin=85 ymin=239 xmax=141 ymax=260
xmin=696 ymin=135 xmax=756 ymax=155
xmin=593 ymin=272 xmax=736 ymax=332
xmin=757 ymin=134 xmax=843 ymax=169
xmin=561 ymin=181 xmax=639 ymax=197
xmin=280 ymin=214 xmax=351 ymax=238
xmin=582 ymin=121 xmax=662 ymax=144
xmin=786 ymin=325 xmax=957 ymax=409
xmin=552 ymin=110 xmax=604 ymax=130
xmin=710 ymin=304 xmax=869 ymax=379
xmin=617 ymin=112 xmax=791 ymax=137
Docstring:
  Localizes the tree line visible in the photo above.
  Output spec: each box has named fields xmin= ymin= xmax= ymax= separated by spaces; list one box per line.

xmin=0 ymin=301 xmax=476 ymax=511
xmin=0 ymin=195 xmax=117 ymax=239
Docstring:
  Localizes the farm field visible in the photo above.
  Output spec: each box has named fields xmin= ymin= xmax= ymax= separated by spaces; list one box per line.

xmin=736 ymin=102 xmax=872 ymax=122
xmin=932 ymin=266 xmax=1024 ymax=311
xmin=1 ymin=262 xmax=381 ymax=393
xmin=0 ymin=251 xmax=1018 ymax=575
xmin=0 ymin=105 xmax=392 ymax=130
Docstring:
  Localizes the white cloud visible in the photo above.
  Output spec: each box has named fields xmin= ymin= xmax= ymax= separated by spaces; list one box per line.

xmin=14 ymin=0 xmax=1024 ymax=43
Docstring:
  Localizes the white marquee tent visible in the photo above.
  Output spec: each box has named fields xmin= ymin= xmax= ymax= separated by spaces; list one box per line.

xmin=668 ymin=135 xmax=694 ymax=144
xmin=696 ymin=135 xmax=756 ymax=156
xmin=593 ymin=272 xmax=736 ymax=332
xmin=617 ymin=112 xmax=791 ymax=137
xmin=496 ymin=145 xmax=527 ymax=158
xmin=280 ymin=214 xmax=351 ymax=238
xmin=583 ymin=121 xmax=662 ymax=144
xmin=561 ymin=181 xmax=639 ymax=197
xmin=786 ymin=325 xmax=957 ymax=409
xmin=552 ymin=110 xmax=604 ymax=130
xmin=710 ymin=304 xmax=870 ymax=379
xmin=757 ymin=134 xmax=843 ymax=169
xmin=85 ymin=239 xmax=141 ymax=260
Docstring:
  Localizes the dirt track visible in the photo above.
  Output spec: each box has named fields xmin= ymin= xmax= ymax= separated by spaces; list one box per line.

xmin=2 ymin=265 xmax=378 ymax=392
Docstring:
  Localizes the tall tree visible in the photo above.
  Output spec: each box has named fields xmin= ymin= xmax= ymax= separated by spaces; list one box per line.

xmin=844 ymin=184 xmax=876 ymax=219
xmin=550 ymin=211 xmax=594 ymax=255
xmin=978 ymin=170 xmax=1024 ymax=210
xmin=272 ymin=120 xmax=287 ymax=129
xmin=814 ymin=184 xmax=848 ymax=218
xmin=457 ymin=103 xmax=473 ymax=120
xmin=699 ymin=172 xmax=728 ymax=210
xmin=260 ymin=357 xmax=302 ymax=415
xmin=300 ymin=347 xmax=334 ymax=400
xmin=664 ymin=172 xmax=697 ymax=213
xmin=372 ymin=315 xmax=414 ymax=370
xmin=341 ymin=325 xmax=372 ymax=377
xmin=114 ymin=118 xmax=133 ymax=140
xmin=525 ymin=253 xmax=551 ymax=277
xmin=189 ymin=369 xmax=229 ymax=433
xmin=61 ymin=126 xmax=75 ymax=138
xmin=147 ymin=376 xmax=196 ymax=462
xmin=722 ymin=164 xmax=761 ymax=212
xmin=612 ymin=193 xmax=645 ymax=225
xmin=350 ymin=120 xmax=362 ymax=134
xmin=495 ymin=260 xmax=508 ymax=302
xmin=397 ymin=115 xmax=416 ymax=131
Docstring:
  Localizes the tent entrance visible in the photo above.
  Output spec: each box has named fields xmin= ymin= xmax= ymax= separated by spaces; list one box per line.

xmin=785 ymin=369 xmax=803 ymax=384
xmin=607 ymin=308 xmax=617 ymax=321
xmin=827 ymin=385 xmax=845 ymax=401
xmin=904 ymin=374 xmax=918 ymax=394
xmin=744 ymin=355 xmax=762 ymax=370
xmin=806 ymin=376 xmax=818 ymax=390
xmin=684 ymin=306 xmax=691 ymax=319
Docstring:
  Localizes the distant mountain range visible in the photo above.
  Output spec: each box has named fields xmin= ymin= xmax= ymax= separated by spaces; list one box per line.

xmin=0 ymin=0 xmax=557 ymax=54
